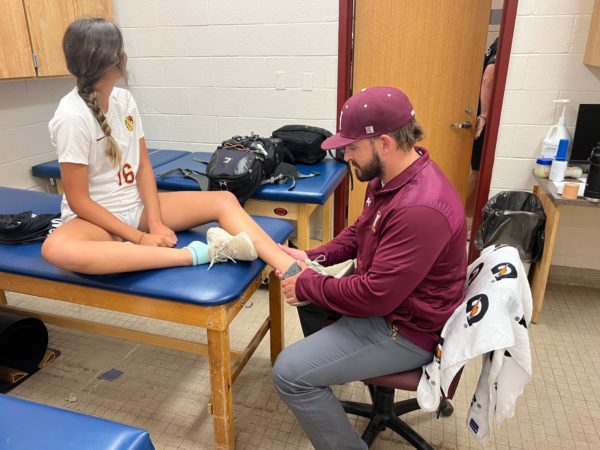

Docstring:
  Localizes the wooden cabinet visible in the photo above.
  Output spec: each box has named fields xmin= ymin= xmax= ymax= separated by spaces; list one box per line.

xmin=0 ymin=0 xmax=113 ymax=80
xmin=584 ymin=0 xmax=600 ymax=66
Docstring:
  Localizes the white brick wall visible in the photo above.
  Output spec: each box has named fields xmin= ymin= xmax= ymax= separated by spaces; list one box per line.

xmin=0 ymin=78 xmax=73 ymax=190
xmin=0 ymin=0 xmax=338 ymax=190
xmin=114 ymin=0 xmax=338 ymax=150
xmin=493 ymin=0 xmax=600 ymax=269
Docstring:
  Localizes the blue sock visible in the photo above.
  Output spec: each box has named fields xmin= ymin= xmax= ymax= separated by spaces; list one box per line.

xmin=185 ymin=241 xmax=209 ymax=266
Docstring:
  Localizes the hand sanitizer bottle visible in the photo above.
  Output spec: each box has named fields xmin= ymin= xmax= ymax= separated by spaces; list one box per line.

xmin=541 ymin=99 xmax=571 ymax=159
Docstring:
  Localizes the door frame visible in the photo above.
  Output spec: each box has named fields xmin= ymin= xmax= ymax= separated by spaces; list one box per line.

xmin=334 ymin=0 xmax=519 ymax=262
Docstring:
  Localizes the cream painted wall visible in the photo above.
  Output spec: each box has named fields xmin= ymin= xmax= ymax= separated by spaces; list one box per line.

xmin=492 ymin=0 xmax=600 ymax=270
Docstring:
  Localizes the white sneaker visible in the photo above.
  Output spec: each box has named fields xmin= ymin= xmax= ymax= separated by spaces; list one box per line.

xmin=207 ymin=228 xmax=257 ymax=270
xmin=288 ymin=258 xmax=355 ymax=306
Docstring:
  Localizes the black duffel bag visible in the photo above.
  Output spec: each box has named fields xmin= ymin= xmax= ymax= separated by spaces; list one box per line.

xmin=272 ymin=125 xmax=332 ymax=164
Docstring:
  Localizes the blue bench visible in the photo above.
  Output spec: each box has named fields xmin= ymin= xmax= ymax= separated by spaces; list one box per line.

xmin=0 ymin=186 xmax=292 ymax=449
xmin=31 ymin=149 xmax=190 ymax=191
xmin=0 ymin=394 xmax=154 ymax=450
xmin=32 ymin=149 xmax=347 ymax=250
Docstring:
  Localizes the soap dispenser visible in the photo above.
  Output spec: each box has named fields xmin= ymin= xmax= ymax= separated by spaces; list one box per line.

xmin=541 ymin=99 xmax=572 ymax=159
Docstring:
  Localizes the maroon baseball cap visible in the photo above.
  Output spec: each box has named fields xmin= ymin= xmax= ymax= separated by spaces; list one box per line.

xmin=321 ymin=86 xmax=416 ymax=150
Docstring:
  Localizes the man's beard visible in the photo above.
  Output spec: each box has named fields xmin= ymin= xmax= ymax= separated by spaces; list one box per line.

xmin=353 ymin=150 xmax=382 ymax=182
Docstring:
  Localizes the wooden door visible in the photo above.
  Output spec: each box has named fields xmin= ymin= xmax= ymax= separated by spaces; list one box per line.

xmin=73 ymin=0 xmax=113 ymax=19
xmin=23 ymin=0 xmax=76 ymax=77
xmin=0 ymin=0 xmax=36 ymax=79
xmin=348 ymin=0 xmax=492 ymax=224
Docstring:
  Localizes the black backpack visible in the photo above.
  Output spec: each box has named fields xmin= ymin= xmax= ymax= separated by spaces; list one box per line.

xmin=204 ymin=145 xmax=264 ymax=205
xmin=221 ymin=134 xmax=289 ymax=179
xmin=272 ymin=125 xmax=332 ymax=164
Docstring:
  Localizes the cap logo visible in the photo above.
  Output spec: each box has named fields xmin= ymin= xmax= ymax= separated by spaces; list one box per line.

xmin=339 ymin=110 xmax=344 ymax=129
xmin=365 ymin=125 xmax=374 ymax=134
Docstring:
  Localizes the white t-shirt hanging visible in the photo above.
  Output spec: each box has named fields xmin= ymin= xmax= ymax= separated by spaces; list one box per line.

xmin=49 ymin=87 xmax=145 ymax=222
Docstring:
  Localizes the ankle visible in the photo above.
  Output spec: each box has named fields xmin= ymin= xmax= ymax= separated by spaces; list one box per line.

xmin=185 ymin=241 xmax=210 ymax=266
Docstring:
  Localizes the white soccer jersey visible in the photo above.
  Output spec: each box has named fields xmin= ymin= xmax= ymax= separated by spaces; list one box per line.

xmin=49 ymin=87 xmax=145 ymax=223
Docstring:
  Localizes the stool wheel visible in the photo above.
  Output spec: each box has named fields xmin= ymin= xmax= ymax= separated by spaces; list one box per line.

xmin=439 ymin=399 xmax=454 ymax=417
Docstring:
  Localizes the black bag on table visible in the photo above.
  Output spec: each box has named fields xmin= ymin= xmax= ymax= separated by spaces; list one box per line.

xmin=221 ymin=134 xmax=289 ymax=179
xmin=272 ymin=125 xmax=332 ymax=164
xmin=205 ymin=145 xmax=264 ymax=205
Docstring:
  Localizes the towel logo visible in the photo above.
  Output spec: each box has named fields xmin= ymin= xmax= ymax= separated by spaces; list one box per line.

xmin=491 ymin=262 xmax=517 ymax=281
xmin=124 ymin=115 xmax=134 ymax=132
xmin=465 ymin=293 xmax=489 ymax=327
xmin=468 ymin=262 xmax=484 ymax=286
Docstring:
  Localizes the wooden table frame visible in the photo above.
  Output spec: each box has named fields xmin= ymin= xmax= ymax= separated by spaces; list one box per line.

xmin=530 ymin=179 xmax=600 ymax=323
xmin=0 ymin=269 xmax=283 ymax=450
xmin=244 ymin=195 xmax=333 ymax=250
xmin=49 ymin=179 xmax=332 ymax=251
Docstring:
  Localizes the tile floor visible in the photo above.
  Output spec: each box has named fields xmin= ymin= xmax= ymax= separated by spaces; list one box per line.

xmin=5 ymin=281 xmax=600 ymax=449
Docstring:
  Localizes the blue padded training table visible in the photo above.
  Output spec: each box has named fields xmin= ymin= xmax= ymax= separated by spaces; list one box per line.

xmin=0 ymin=187 xmax=292 ymax=450
xmin=31 ymin=148 xmax=190 ymax=191
xmin=0 ymin=395 xmax=155 ymax=450
xmin=155 ymin=152 xmax=348 ymax=250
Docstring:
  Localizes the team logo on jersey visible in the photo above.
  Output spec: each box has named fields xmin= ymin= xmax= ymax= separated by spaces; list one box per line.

xmin=371 ymin=209 xmax=382 ymax=233
xmin=433 ymin=337 xmax=444 ymax=367
xmin=468 ymin=262 xmax=484 ymax=286
xmin=491 ymin=262 xmax=517 ymax=281
xmin=124 ymin=115 xmax=134 ymax=132
xmin=465 ymin=293 xmax=489 ymax=327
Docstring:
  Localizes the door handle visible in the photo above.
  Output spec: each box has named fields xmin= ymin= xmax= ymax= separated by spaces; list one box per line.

xmin=450 ymin=121 xmax=473 ymax=129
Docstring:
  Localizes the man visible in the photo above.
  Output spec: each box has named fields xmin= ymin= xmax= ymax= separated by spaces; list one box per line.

xmin=466 ymin=37 xmax=498 ymax=229
xmin=272 ymin=86 xmax=467 ymax=450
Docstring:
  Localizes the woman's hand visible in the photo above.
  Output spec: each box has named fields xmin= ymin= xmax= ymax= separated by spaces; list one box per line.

xmin=142 ymin=222 xmax=177 ymax=247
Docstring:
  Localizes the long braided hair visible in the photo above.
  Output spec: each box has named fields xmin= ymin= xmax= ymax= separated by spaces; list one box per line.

xmin=62 ymin=18 xmax=127 ymax=166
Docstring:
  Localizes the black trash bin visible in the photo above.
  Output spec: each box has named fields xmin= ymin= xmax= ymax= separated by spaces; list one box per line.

xmin=475 ymin=191 xmax=546 ymax=270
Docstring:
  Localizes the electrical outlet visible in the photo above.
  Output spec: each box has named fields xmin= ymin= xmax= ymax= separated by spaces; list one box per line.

xmin=275 ymin=71 xmax=285 ymax=90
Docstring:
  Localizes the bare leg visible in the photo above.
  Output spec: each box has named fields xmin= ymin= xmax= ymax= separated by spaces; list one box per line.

xmin=150 ymin=191 xmax=295 ymax=273
xmin=42 ymin=191 xmax=296 ymax=275
xmin=42 ymin=217 xmax=193 ymax=274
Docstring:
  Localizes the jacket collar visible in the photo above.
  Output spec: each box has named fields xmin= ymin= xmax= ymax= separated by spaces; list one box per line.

xmin=370 ymin=147 xmax=430 ymax=195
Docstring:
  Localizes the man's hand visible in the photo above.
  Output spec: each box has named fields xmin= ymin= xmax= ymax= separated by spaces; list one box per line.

xmin=149 ymin=222 xmax=177 ymax=247
xmin=281 ymin=260 xmax=307 ymax=305
xmin=474 ymin=115 xmax=487 ymax=140
xmin=277 ymin=243 xmax=308 ymax=261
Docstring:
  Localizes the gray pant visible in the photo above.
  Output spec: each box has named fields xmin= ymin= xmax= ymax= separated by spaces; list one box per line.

xmin=272 ymin=316 xmax=433 ymax=449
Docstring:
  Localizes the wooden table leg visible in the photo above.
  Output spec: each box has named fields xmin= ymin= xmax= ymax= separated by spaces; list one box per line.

xmin=529 ymin=186 xmax=561 ymax=323
xmin=268 ymin=272 xmax=284 ymax=364
xmin=207 ymin=327 xmax=234 ymax=450
xmin=296 ymin=204 xmax=310 ymax=250
xmin=321 ymin=195 xmax=333 ymax=244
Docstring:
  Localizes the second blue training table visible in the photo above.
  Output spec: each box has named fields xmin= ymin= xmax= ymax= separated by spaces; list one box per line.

xmin=155 ymin=152 xmax=348 ymax=249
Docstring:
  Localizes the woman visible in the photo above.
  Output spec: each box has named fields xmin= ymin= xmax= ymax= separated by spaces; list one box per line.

xmin=42 ymin=18 xmax=296 ymax=276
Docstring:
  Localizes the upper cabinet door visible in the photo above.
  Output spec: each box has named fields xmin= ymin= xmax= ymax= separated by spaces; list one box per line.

xmin=73 ymin=0 xmax=113 ymax=19
xmin=0 ymin=0 xmax=37 ymax=79
xmin=23 ymin=0 xmax=76 ymax=77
